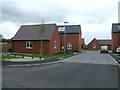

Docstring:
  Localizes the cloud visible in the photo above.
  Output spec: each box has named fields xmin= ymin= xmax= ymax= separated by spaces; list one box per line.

xmin=2 ymin=0 xmax=118 ymax=24
xmin=1 ymin=0 xmax=119 ymax=43
xmin=2 ymin=1 xmax=73 ymax=24
xmin=0 ymin=21 xmax=19 ymax=38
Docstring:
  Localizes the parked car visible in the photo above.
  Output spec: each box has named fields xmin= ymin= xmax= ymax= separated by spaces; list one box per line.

xmin=100 ymin=45 xmax=108 ymax=54
xmin=116 ymin=46 xmax=120 ymax=54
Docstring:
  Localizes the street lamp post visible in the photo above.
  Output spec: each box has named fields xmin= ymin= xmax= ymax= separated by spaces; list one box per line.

xmin=64 ymin=22 xmax=69 ymax=56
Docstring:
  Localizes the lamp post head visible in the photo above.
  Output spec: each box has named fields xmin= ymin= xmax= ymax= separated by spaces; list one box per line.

xmin=64 ymin=22 xmax=69 ymax=24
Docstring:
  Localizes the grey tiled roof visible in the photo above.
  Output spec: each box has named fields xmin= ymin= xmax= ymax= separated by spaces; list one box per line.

xmin=12 ymin=24 xmax=56 ymax=40
xmin=112 ymin=23 xmax=120 ymax=33
xmin=97 ymin=39 xmax=112 ymax=45
xmin=58 ymin=25 xmax=81 ymax=34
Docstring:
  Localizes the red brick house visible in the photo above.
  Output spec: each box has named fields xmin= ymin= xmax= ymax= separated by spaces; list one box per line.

xmin=58 ymin=25 xmax=82 ymax=51
xmin=88 ymin=38 xmax=112 ymax=50
xmin=111 ymin=23 xmax=120 ymax=50
xmin=12 ymin=24 xmax=61 ymax=55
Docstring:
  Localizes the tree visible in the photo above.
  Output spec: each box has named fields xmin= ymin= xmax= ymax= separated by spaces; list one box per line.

xmin=39 ymin=19 xmax=46 ymax=59
xmin=0 ymin=34 xmax=3 ymax=39
xmin=0 ymin=34 xmax=3 ymax=42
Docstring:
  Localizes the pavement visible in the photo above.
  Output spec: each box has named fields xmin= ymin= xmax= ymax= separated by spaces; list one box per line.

xmin=110 ymin=53 xmax=120 ymax=64
xmin=2 ymin=52 xmax=79 ymax=67
xmin=2 ymin=57 xmax=62 ymax=67
xmin=6 ymin=57 xmax=45 ymax=61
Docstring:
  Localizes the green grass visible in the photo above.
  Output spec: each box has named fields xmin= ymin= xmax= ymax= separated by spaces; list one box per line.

xmin=18 ymin=52 xmax=72 ymax=59
xmin=83 ymin=49 xmax=99 ymax=51
xmin=0 ymin=55 xmax=23 ymax=61
xmin=41 ymin=52 xmax=72 ymax=59
xmin=1 ymin=52 xmax=73 ymax=61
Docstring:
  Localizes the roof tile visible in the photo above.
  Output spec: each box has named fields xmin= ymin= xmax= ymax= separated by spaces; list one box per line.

xmin=58 ymin=25 xmax=81 ymax=34
xmin=12 ymin=24 xmax=56 ymax=40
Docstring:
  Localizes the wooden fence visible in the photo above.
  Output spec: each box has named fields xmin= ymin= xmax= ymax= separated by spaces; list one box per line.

xmin=1 ymin=43 xmax=12 ymax=52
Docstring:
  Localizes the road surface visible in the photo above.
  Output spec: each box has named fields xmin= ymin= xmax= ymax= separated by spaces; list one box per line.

xmin=2 ymin=51 xmax=119 ymax=88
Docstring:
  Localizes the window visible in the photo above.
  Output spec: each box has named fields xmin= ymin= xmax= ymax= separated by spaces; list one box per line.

xmin=67 ymin=43 xmax=72 ymax=49
xmin=58 ymin=27 xmax=65 ymax=32
xmin=54 ymin=41 xmax=57 ymax=48
xmin=93 ymin=45 xmax=96 ymax=48
xmin=117 ymin=25 xmax=120 ymax=30
xmin=26 ymin=41 xmax=32 ymax=49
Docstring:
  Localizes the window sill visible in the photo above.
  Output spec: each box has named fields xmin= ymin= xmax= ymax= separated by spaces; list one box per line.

xmin=26 ymin=47 xmax=32 ymax=49
xmin=54 ymin=47 xmax=57 ymax=49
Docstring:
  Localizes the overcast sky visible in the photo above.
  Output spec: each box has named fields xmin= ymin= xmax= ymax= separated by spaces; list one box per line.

xmin=0 ymin=0 xmax=119 ymax=44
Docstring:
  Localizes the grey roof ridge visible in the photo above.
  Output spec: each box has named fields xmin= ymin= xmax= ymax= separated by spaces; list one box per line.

xmin=57 ymin=24 xmax=81 ymax=26
xmin=21 ymin=23 xmax=56 ymax=26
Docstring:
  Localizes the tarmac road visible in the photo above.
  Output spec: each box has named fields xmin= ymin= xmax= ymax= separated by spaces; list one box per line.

xmin=2 ymin=51 xmax=119 ymax=88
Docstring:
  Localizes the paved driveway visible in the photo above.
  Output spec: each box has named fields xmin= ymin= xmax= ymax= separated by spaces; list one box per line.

xmin=61 ymin=51 xmax=117 ymax=65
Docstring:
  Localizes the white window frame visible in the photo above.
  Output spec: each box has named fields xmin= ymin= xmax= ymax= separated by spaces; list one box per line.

xmin=54 ymin=41 xmax=57 ymax=48
xmin=58 ymin=27 xmax=65 ymax=32
xmin=26 ymin=41 xmax=32 ymax=49
xmin=67 ymin=43 xmax=72 ymax=49
xmin=117 ymin=25 xmax=120 ymax=30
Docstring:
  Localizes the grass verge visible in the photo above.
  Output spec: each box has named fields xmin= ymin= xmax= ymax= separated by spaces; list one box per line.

xmin=1 ymin=52 xmax=73 ymax=61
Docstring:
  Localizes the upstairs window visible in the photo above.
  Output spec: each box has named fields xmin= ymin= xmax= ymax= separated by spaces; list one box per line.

xmin=58 ymin=27 xmax=65 ymax=32
xmin=93 ymin=45 xmax=96 ymax=49
xmin=117 ymin=25 xmax=120 ymax=30
xmin=67 ymin=43 xmax=72 ymax=49
xmin=26 ymin=41 xmax=32 ymax=49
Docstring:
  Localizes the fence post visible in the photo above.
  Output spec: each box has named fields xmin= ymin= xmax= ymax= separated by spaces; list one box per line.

xmin=32 ymin=54 xmax=33 ymax=59
xmin=22 ymin=55 xmax=24 ymax=58
xmin=8 ymin=54 xmax=10 ymax=62
xmin=40 ymin=55 xmax=41 ymax=60
xmin=2 ymin=54 xmax=3 ymax=61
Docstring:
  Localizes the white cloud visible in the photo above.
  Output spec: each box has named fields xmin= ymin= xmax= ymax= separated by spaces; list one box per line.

xmin=0 ymin=21 xmax=19 ymax=38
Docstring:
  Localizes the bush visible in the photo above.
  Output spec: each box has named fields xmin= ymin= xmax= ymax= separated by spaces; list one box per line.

xmin=8 ymin=49 xmax=12 ymax=52
xmin=112 ymin=50 xmax=116 ymax=53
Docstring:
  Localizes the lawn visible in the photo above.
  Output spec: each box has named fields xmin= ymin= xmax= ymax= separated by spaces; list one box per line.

xmin=16 ymin=52 xmax=73 ymax=59
xmin=0 ymin=54 xmax=23 ymax=61
xmin=1 ymin=52 xmax=73 ymax=61
xmin=42 ymin=52 xmax=73 ymax=58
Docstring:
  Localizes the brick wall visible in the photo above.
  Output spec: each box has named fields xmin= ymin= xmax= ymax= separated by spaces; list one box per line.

xmin=112 ymin=32 xmax=120 ymax=50
xmin=12 ymin=27 xmax=61 ymax=55
xmin=49 ymin=26 xmax=61 ymax=54
xmin=59 ymin=33 xmax=82 ymax=51
xmin=88 ymin=39 xmax=101 ymax=50
xmin=88 ymin=39 xmax=112 ymax=50
xmin=12 ymin=41 xmax=49 ymax=54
